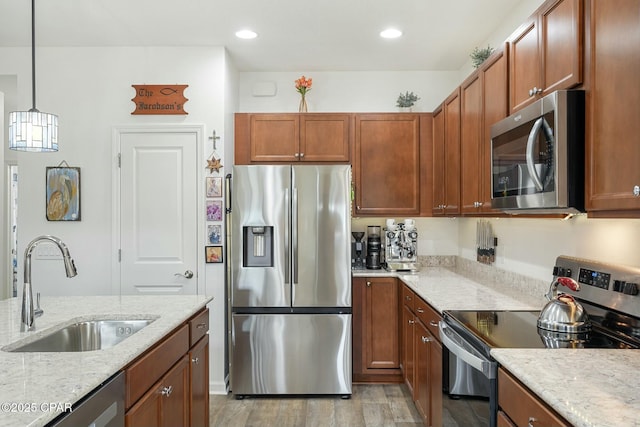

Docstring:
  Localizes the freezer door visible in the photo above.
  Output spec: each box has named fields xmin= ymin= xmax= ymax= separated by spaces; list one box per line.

xmin=231 ymin=314 xmax=352 ymax=395
xmin=231 ymin=166 xmax=291 ymax=308
xmin=292 ymin=165 xmax=351 ymax=307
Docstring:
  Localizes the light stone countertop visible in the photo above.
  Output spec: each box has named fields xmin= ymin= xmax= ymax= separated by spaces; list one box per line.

xmin=0 ymin=295 xmax=212 ymax=427
xmin=354 ymin=265 xmax=639 ymax=427
xmin=491 ymin=349 xmax=640 ymax=427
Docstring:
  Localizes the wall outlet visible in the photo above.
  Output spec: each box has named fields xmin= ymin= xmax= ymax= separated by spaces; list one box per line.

xmin=35 ymin=243 xmax=63 ymax=260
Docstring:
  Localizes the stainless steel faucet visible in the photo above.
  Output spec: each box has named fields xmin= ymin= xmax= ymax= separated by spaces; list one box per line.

xmin=21 ymin=235 xmax=77 ymax=331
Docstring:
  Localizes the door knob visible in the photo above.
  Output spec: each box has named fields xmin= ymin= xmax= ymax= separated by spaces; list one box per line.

xmin=175 ymin=270 xmax=194 ymax=279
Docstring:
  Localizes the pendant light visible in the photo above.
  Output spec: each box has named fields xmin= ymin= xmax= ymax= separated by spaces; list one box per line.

xmin=8 ymin=0 xmax=58 ymax=152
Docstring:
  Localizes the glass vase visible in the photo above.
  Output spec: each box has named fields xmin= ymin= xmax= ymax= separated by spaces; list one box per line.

xmin=299 ymin=96 xmax=308 ymax=113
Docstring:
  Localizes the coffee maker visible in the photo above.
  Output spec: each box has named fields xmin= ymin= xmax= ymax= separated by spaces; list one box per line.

xmin=366 ymin=226 xmax=382 ymax=269
xmin=383 ymin=219 xmax=418 ymax=272
xmin=351 ymin=232 xmax=366 ymax=270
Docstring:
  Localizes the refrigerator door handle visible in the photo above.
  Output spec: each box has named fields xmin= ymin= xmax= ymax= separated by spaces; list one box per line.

xmin=292 ymin=187 xmax=299 ymax=284
xmin=284 ymin=189 xmax=290 ymax=284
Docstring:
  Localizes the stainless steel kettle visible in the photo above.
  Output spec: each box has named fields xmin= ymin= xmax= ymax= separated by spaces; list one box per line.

xmin=537 ymin=277 xmax=591 ymax=333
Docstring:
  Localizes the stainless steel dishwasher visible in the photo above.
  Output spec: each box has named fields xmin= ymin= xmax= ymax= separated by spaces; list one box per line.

xmin=49 ymin=371 xmax=124 ymax=427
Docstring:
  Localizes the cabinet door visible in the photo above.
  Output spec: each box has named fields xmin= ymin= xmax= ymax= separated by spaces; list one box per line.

xmin=587 ymin=0 xmax=640 ymax=214
xmin=540 ymin=0 xmax=583 ymax=96
xmin=481 ymin=48 xmax=509 ymax=213
xmin=460 ymin=72 xmax=483 ymax=214
xmin=432 ymin=106 xmax=445 ymax=215
xmin=161 ymin=355 xmax=189 ymax=427
xmin=300 ymin=114 xmax=351 ymax=162
xmin=413 ymin=319 xmax=430 ymax=424
xmin=443 ymin=89 xmax=461 ymax=215
xmin=429 ymin=334 xmax=443 ymax=427
xmin=402 ymin=305 xmax=415 ymax=395
xmin=126 ymin=387 xmax=161 ymax=427
xmin=190 ymin=336 xmax=209 ymax=427
xmin=363 ymin=277 xmax=400 ymax=370
xmin=250 ymin=114 xmax=299 ymax=162
xmin=509 ymin=15 xmax=540 ymax=113
xmin=354 ymin=114 xmax=421 ymax=216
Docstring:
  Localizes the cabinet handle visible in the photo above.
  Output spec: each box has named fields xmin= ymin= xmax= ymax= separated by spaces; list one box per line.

xmin=192 ymin=357 xmax=200 ymax=364
xmin=408 ymin=320 xmax=415 ymax=324
xmin=366 ymin=281 xmax=371 ymax=287
xmin=528 ymin=416 xmax=537 ymax=427
xmin=529 ymin=87 xmax=542 ymax=96
xmin=405 ymin=295 xmax=412 ymax=301
xmin=196 ymin=322 xmax=207 ymax=329
xmin=294 ymin=153 xmax=300 ymax=158
xmin=421 ymin=336 xmax=431 ymax=343
xmin=416 ymin=308 xmax=424 ymax=313
xmin=473 ymin=201 xmax=484 ymax=208
xmin=634 ymin=185 xmax=640 ymax=196
xmin=429 ymin=320 xmax=438 ymax=327
xmin=299 ymin=153 xmax=305 ymax=158
xmin=161 ymin=385 xmax=173 ymax=397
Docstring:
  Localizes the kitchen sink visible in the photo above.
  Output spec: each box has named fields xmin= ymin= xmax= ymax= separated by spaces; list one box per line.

xmin=4 ymin=318 xmax=156 ymax=352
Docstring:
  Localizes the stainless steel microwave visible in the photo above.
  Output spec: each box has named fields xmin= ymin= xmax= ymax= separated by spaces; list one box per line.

xmin=490 ymin=90 xmax=585 ymax=214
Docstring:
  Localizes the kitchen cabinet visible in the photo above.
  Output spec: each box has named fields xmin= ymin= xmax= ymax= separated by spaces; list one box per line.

xmin=508 ymin=0 xmax=583 ymax=113
xmin=234 ymin=113 xmax=351 ymax=164
xmin=432 ymin=89 xmax=461 ymax=216
xmin=352 ymin=276 xmax=402 ymax=383
xmin=125 ymin=308 xmax=209 ymax=427
xmin=586 ymin=0 xmax=640 ymax=216
xmin=498 ymin=367 xmax=569 ymax=427
xmin=401 ymin=284 xmax=443 ymax=427
xmin=460 ymin=48 xmax=509 ymax=215
xmin=353 ymin=114 xmax=421 ymax=216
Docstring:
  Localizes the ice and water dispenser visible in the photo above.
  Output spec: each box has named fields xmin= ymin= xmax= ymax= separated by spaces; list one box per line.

xmin=242 ymin=226 xmax=274 ymax=267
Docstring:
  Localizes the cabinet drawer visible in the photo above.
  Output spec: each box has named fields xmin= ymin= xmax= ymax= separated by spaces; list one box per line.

xmin=401 ymin=284 xmax=415 ymax=311
xmin=414 ymin=298 xmax=441 ymax=338
xmin=125 ymin=323 xmax=190 ymax=409
xmin=189 ymin=308 xmax=209 ymax=346
xmin=498 ymin=368 xmax=569 ymax=427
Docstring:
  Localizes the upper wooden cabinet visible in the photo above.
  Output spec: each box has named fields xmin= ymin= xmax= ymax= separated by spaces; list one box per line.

xmin=433 ymin=89 xmax=461 ymax=216
xmin=353 ymin=114 xmax=422 ymax=216
xmin=586 ymin=0 xmax=640 ymax=215
xmin=508 ymin=0 xmax=583 ymax=113
xmin=234 ymin=113 xmax=351 ymax=164
xmin=461 ymin=47 xmax=509 ymax=215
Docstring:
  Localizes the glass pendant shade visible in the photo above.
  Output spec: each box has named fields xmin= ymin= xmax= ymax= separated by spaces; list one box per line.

xmin=8 ymin=110 xmax=58 ymax=151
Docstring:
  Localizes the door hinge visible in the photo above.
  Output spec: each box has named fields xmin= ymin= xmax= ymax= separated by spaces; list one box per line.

xmin=118 ymin=249 xmax=121 ymax=262
xmin=117 ymin=153 xmax=121 ymax=168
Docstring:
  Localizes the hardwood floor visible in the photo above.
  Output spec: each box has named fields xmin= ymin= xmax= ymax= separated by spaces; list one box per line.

xmin=209 ymin=384 xmax=424 ymax=427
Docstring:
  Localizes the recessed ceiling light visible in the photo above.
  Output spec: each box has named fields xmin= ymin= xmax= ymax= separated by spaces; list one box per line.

xmin=380 ymin=28 xmax=402 ymax=39
xmin=235 ymin=30 xmax=258 ymax=39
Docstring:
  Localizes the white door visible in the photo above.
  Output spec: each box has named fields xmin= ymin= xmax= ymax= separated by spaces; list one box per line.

xmin=116 ymin=126 xmax=201 ymax=294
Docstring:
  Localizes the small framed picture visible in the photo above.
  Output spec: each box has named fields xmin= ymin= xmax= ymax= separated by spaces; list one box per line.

xmin=46 ymin=166 xmax=81 ymax=221
xmin=206 ymin=200 xmax=223 ymax=221
xmin=205 ymin=246 xmax=223 ymax=263
xmin=208 ymin=224 xmax=222 ymax=244
xmin=206 ymin=176 xmax=222 ymax=197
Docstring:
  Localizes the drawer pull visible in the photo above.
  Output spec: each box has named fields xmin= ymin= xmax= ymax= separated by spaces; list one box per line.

xmin=408 ymin=320 xmax=415 ymax=325
xmin=429 ymin=321 xmax=438 ymax=327
xmin=196 ymin=322 xmax=207 ymax=329
xmin=528 ymin=416 xmax=537 ymax=427
xmin=405 ymin=295 xmax=411 ymax=301
xmin=366 ymin=281 xmax=371 ymax=287
xmin=416 ymin=308 xmax=424 ymax=313
xmin=192 ymin=357 xmax=199 ymax=364
xmin=161 ymin=385 xmax=173 ymax=397
xmin=421 ymin=336 xmax=431 ymax=343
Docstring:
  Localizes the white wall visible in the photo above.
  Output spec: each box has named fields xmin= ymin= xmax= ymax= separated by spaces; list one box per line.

xmin=0 ymin=45 xmax=231 ymax=393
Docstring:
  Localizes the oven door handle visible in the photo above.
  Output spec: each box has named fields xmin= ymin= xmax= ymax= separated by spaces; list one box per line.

xmin=525 ymin=117 xmax=545 ymax=193
xmin=439 ymin=321 xmax=496 ymax=380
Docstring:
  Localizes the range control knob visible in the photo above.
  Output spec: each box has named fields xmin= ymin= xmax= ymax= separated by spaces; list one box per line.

xmin=614 ymin=280 xmax=626 ymax=292
xmin=623 ymin=282 xmax=639 ymax=296
xmin=552 ymin=266 xmax=572 ymax=277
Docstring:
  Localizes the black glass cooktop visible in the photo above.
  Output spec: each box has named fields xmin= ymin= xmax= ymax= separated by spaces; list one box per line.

xmin=443 ymin=310 xmax=639 ymax=353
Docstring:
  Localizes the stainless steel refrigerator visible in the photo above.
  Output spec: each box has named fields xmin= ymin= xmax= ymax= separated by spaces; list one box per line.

xmin=229 ymin=165 xmax=352 ymax=397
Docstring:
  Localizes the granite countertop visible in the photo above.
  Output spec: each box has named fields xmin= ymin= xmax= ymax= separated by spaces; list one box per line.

xmin=491 ymin=349 xmax=640 ymax=427
xmin=353 ymin=265 xmax=639 ymax=427
xmin=0 ymin=295 xmax=212 ymax=427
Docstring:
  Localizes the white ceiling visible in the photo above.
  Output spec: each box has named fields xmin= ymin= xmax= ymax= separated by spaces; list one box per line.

xmin=0 ymin=0 xmax=530 ymax=72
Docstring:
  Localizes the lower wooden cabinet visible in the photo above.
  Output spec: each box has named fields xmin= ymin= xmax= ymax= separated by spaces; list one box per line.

xmin=353 ymin=276 xmax=402 ymax=382
xmin=498 ymin=367 xmax=569 ymax=427
xmin=124 ymin=308 xmax=210 ymax=427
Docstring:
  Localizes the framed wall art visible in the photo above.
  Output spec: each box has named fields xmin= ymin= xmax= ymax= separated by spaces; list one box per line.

xmin=206 ymin=200 xmax=223 ymax=221
xmin=207 ymin=224 xmax=222 ymax=244
xmin=206 ymin=176 xmax=222 ymax=197
xmin=205 ymin=246 xmax=223 ymax=263
xmin=46 ymin=165 xmax=81 ymax=221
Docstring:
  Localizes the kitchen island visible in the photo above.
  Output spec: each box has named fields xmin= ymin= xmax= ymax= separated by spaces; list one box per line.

xmin=0 ymin=294 xmax=211 ymax=427
xmin=354 ymin=264 xmax=640 ymax=427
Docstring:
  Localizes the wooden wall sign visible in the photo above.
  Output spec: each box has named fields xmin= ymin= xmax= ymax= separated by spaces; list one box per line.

xmin=131 ymin=84 xmax=189 ymax=115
